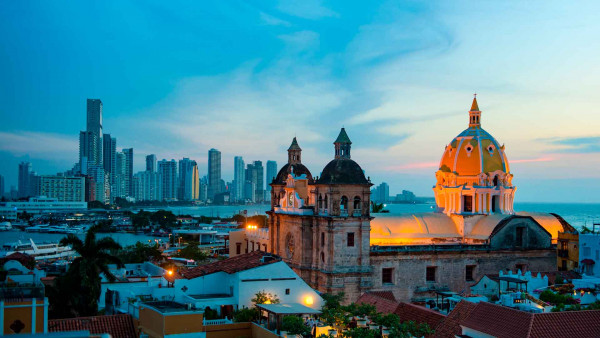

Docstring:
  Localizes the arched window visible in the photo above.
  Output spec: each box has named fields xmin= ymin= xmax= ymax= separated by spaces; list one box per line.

xmin=353 ymin=196 xmax=361 ymax=210
xmin=318 ymin=194 xmax=323 ymax=209
xmin=324 ymin=195 xmax=328 ymax=210
xmin=340 ymin=196 xmax=348 ymax=210
xmin=321 ymin=232 xmax=325 ymax=247
xmin=320 ymin=252 xmax=325 ymax=263
xmin=493 ymin=176 xmax=499 ymax=187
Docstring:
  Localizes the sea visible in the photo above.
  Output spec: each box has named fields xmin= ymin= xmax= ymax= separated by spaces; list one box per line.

xmin=1 ymin=202 xmax=599 ymax=247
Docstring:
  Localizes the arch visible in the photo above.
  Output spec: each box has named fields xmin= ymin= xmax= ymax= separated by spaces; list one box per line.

xmin=321 ymin=232 xmax=325 ymax=247
xmin=320 ymin=252 xmax=325 ymax=263
xmin=353 ymin=196 xmax=361 ymax=211
xmin=340 ymin=196 xmax=348 ymax=210
xmin=318 ymin=194 xmax=323 ymax=209
xmin=324 ymin=195 xmax=328 ymax=210
xmin=493 ymin=175 xmax=499 ymax=187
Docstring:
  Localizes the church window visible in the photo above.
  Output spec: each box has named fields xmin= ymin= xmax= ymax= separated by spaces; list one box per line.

xmin=466 ymin=265 xmax=475 ymax=281
xmin=321 ymin=232 xmax=325 ymax=247
xmin=319 ymin=194 xmax=323 ymax=209
xmin=340 ymin=196 xmax=348 ymax=210
xmin=426 ymin=266 xmax=437 ymax=282
xmin=354 ymin=196 xmax=361 ymax=211
xmin=347 ymin=232 xmax=355 ymax=247
xmin=324 ymin=195 xmax=328 ymax=210
xmin=382 ymin=268 xmax=394 ymax=284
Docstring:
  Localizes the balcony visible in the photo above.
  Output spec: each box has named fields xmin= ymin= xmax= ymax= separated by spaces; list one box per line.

xmin=353 ymin=210 xmax=362 ymax=217
xmin=340 ymin=210 xmax=348 ymax=217
xmin=558 ymin=249 xmax=569 ymax=258
xmin=0 ymin=283 xmax=45 ymax=300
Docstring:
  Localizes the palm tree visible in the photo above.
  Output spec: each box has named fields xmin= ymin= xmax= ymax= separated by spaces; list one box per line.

xmin=57 ymin=224 xmax=123 ymax=317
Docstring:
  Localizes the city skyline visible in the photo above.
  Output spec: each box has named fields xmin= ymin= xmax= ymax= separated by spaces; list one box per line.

xmin=1 ymin=2 xmax=600 ymax=202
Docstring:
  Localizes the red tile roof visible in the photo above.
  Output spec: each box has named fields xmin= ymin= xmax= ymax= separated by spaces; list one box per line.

xmin=394 ymin=302 xmax=446 ymax=329
xmin=0 ymin=252 xmax=34 ymax=267
xmin=461 ymin=302 xmax=533 ymax=338
xmin=530 ymin=311 xmax=600 ymax=338
xmin=460 ymin=302 xmax=600 ymax=338
xmin=179 ymin=251 xmax=281 ymax=279
xmin=48 ymin=314 xmax=137 ymax=338
xmin=356 ymin=292 xmax=399 ymax=314
xmin=433 ymin=300 xmax=477 ymax=338
xmin=368 ymin=291 xmax=397 ymax=302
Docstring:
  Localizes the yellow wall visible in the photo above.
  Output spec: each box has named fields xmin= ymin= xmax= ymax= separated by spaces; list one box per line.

xmin=164 ymin=313 xmax=204 ymax=335
xmin=205 ymin=322 xmax=252 ymax=338
xmin=3 ymin=299 xmax=46 ymax=335
xmin=138 ymin=307 xmax=164 ymax=338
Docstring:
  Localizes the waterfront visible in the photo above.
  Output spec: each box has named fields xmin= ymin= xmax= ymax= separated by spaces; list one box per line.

xmin=2 ymin=202 xmax=598 ymax=247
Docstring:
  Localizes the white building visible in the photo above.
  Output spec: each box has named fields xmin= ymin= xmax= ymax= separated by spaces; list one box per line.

xmin=100 ymin=252 xmax=323 ymax=318
xmin=133 ymin=171 xmax=161 ymax=201
xmin=579 ymin=233 xmax=600 ymax=276
xmin=0 ymin=197 xmax=87 ymax=214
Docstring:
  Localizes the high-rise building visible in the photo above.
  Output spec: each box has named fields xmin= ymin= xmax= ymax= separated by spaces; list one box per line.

xmin=253 ymin=160 xmax=264 ymax=203
xmin=178 ymin=158 xmax=199 ymax=201
xmin=146 ymin=154 xmax=157 ymax=172
xmin=114 ymin=152 xmax=126 ymax=198
xmin=79 ymin=131 xmax=100 ymax=170
xmin=207 ymin=149 xmax=221 ymax=200
xmin=266 ymin=161 xmax=277 ymax=189
xmin=29 ymin=171 xmax=39 ymax=197
xmin=0 ymin=174 xmax=4 ymax=198
xmin=18 ymin=162 xmax=32 ymax=198
xmin=122 ymin=148 xmax=134 ymax=197
xmin=134 ymin=171 xmax=161 ymax=201
xmin=85 ymin=99 xmax=103 ymax=167
xmin=233 ymin=156 xmax=245 ymax=202
xmin=38 ymin=176 xmax=85 ymax=202
xmin=199 ymin=176 xmax=208 ymax=202
xmin=244 ymin=180 xmax=255 ymax=203
xmin=158 ymin=159 xmax=178 ymax=201
xmin=88 ymin=165 xmax=110 ymax=203
xmin=103 ymin=134 xmax=117 ymax=177
xmin=245 ymin=163 xmax=257 ymax=202
xmin=371 ymin=182 xmax=390 ymax=203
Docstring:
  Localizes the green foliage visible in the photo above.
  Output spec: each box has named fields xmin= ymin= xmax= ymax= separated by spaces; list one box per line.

xmin=581 ymin=226 xmax=594 ymax=234
xmin=251 ymin=290 xmax=280 ymax=305
xmin=375 ymin=313 xmax=400 ymax=329
xmin=132 ymin=211 xmax=151 ymax=230
xmin=48 ymin=225 xmax=123 ymax=318
xmin=233 ymin=308 xmax=258 ymax=322
xmin=342 ymin=327 xmax=379 ymax=338
xmin=540 ymin=290 xmax=575 ymax=305
xmin=150 ymin=210 xmax=177 ymax=228
xmin=322 ymin=292 xmax=345 ymax=310
xmin=204 ymin=307 xmax=219 ymax=320
xmin=95 ymin=219 xmax=114 ymax=232
xmin=117 ymin=242 xmax=162 ymax=263
xmin=113 ymin=197 xmax=132 ymax=208
xmin=371 ymin=202 xmax=385 ymax=213
xmin=176 ymin=241 xmax=208 ymax=262
xmin=282 ymin=316 xmax=310 ymax=336
xmin=587 ymin=301 xmax=600 ymax=310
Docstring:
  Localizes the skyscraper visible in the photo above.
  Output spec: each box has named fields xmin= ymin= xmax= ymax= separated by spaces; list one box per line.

xmin=146 ymin=154 xmax=157 ymax=172
xmin=122 ymin=148 xmax=134 ymax=197
xmin=265 ymin=160 xmax=277 ymax=202
xmin=207 ymin=149 xmax=221 ymax=200
xmin=158 ymin=159 xmax=178 ymax=201
xmin=178 ymin=158 xmax=199 ymax=201
xmin=18 ymin=161 xmax=32 ymax=198
xmin=114 ymin=152 xmax=126 ymax=198
xmin=79 ymin=131 xmax=100 ymax=171
xmin=233 ymin=156 xmax=245 ymax=202
xmin=0 ymin=174 xmax=4 ymax=198
xmin=134 ymin=170 xmax=161 ymax=201
xmin=245 ymin=163 xmax=257 ymax=202
xmin=86 ymin=99 xmax=103 ymax=166
xmin=253 ymin=161 xmax=264 ymax=203
xmin=103 ymin=134 xmax=117 ymax=176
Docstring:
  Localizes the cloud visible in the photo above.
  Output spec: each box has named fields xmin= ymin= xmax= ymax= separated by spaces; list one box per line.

xmin=384 ymin=161 xmax=439 ymax=171
xmin=0 ymin=131 xmax=77 ymax=161
xmin=259 ymin=11 xmax=291 ymax=26
xmin=511 ymin=156 xmax=556 ymax=164
xmin=276 ymin=0 xmax=338 ymax=20
xmin=540 ymin=136 xmax=600 ymax=153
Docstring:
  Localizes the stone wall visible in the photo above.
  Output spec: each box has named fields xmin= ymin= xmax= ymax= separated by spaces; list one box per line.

xmin=369 ymin=247 xmax=556 ymax=302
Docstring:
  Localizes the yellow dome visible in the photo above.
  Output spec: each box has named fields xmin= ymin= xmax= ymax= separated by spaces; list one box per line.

xmin=438 ymin=98 xmax=510 ymax=176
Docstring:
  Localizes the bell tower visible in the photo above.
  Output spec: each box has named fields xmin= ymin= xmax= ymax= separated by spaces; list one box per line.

xmin=334 ymin=128 xmax=352 ymax=159
xmin=288 ymin=137 xmax=302 ymax=164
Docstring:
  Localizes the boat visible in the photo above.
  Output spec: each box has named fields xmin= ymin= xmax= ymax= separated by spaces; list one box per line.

xmin=25 ymin=224 xmax=50 ymax=232
xmin=0 ymin=221 xmax=12 ymax=231
xmin=0 ymin=238 xmax=76 ymax=261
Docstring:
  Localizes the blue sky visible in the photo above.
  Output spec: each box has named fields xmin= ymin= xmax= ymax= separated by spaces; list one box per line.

xmin=1 ymin=0 xmax=600 ymax=202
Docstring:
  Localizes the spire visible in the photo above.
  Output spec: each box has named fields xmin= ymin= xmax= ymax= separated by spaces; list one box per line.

xmin=334 ymin=128 xmax=352 ymax=159
xmin=469 ymin=94 xmax=481 ymax=128
xmin=288 ymin=137 xmax=301 ymax=151
xmin=287 ymin=137 xmax=302 ymax=164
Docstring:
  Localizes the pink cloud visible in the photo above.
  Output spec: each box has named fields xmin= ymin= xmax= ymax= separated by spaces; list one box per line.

xmin=511 ymin=156 xmax=556 ymax=164
xmin=384 ymin=161 xmax=439 ymax=171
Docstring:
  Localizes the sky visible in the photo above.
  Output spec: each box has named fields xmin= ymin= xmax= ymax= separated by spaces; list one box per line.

xmin=1 ymin=0 xmax=600 ymax=202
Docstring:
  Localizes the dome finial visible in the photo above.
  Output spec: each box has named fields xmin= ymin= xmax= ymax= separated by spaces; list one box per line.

xmin=471 ymin=93 xmax=480 ymax=112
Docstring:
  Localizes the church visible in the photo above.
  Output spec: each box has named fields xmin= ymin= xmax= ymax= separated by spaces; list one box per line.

xmin=267 ymin=97 xmax=575 ymax=303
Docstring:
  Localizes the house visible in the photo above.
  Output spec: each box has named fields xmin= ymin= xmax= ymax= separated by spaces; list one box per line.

xmin=579 ymin=233 xmax=600 ymax=276
xmin=470 ymin=270 xmax=549 ymax=299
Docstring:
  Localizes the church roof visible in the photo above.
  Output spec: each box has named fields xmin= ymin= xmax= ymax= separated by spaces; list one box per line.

xmin=316 ymin=158 xmax=369 ymax=185
xmin=334 ymin=127 xmax=352 ymax=144
xmin=470 ymin=97 xmax=480 ymax=111
xmin=272 ymin=163 xmax=313 ymax=185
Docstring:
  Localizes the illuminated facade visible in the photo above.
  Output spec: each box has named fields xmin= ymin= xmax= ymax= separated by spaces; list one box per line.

xmin=434 ymin=97 xmax=515 ymax=216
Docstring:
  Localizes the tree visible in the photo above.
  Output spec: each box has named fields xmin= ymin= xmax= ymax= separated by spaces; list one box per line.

xmin=341 ymin=327 xmax=379 ymax=338
xmin=282 ymin=316 xmax=310 ymax=336
xmin=233 ymin=308 xmax=258 ymax=322
xmin=88 ymin=200 xmax=108 ymax=210
xmin=150 ymin=210 xmax=177 ymax=228
xmin=51 ymin=225 xmax=123 ymax=317
xmin=118 ymin=242 xmax=162 ymax=263
xmin=176 ymin=241 xmax=208 ymax=262
xmin=251 ymin=290 xmax=280 ymax=306
xmin=371 ymin=202 xmax=385 ymax=213
xmin=555 ymin=274 xmax=565 ymax=285
xmin=18 ymin=211 xmax=32 ymax=221
xmin=132 ymin=211 xmax=151 ymax=231
xmin=113 ymin=197 xmax=131 ymax=208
